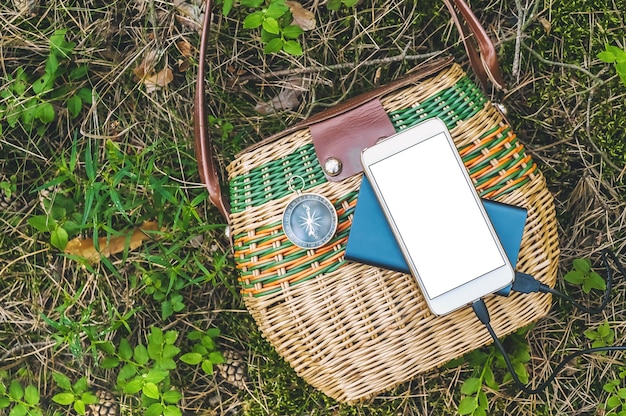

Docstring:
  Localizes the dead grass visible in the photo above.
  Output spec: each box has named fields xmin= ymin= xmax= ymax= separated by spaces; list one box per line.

xmin=1 ymin=0 xmax=626 ymax=414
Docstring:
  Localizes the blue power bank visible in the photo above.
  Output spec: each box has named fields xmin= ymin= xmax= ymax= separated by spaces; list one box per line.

xmin=345 ymin=177 xmax=528 ymax=282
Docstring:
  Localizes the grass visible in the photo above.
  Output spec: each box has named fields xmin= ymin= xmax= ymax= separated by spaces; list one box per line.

xmin=1 ymin=0 xmax=626 ymax=414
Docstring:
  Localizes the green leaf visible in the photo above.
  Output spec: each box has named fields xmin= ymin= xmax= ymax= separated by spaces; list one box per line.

xmin=240 ymin=0 xmax=264 ymax=6
xmin=282 ymin=25 xmax=304 ymax=39
xmin=588 ymin=272 xmax=606 ymax=291
xmin=142 ymin=382 xmax=160 ymax=400
xmin=100 ymin=356 xmax=120 ymax=369
xmin=460 ymin=377 xmax=481 ymax=395
xmin=206 ymin=328 xmax=220 ymax=338
xmin=457 ymin=396 xmax=478 ymax=415
xmin=150 ymin=327 xmax=164 ymax=345
xmin=67 ymin=95 xmax=82 ymax=118
xmin=162 ymin=344 xmax=180 ymax=360
xmin=73 ymin=377 xmax=88 ymax=394
xmin=134 ymin=344 xmax=149 ymax=365
xmin=77 ymin=87 xmax=93 ymax=104
xmin=477 ymin=389 xmax=488 ymax=408
xmin=598 ymin=321 xmax=612 ymax=338
xmin=266 ymin=1 xmax=289 ymax=18
xmin=69 ymin=65 xmax=89 ymax=81
xmin=9 ymin=403 xmax=27 ymax=416
xmin=209 ymin=351 xmax=225 ymax=364
xmin=9 ymin=381 xmax=24 ymax=401
xmin=563 ymin=270 xmax=584 ymax=285
xmin=180 ymin=353 xmax=203 ymax=365
xmin=201 ymin=360 xmax=214 ymax=375
xmin=264 ymin=38 xmax=284 ymax=54
xmin=283 ymin=40 xmax=303 ymax=56
xmin=148 ymin=342 xmax=161 ymax=361
xmin=28 ymin=215 xmax=54 ymax=232
xmin=45 ymin=53 xmax=60 ymax=77
xmin=483 ymin=366 xmax=498 ymax=391
xmin=50 ymin=226 xmax=69 ymax=250
xmin=24 ymin=385 xmax=39 ymax=405
xmin=606 ymin=45 xmax=626 ymax=59
xmin=327 ymin=0 xmax=341 ymax=10
xmin=163 ymin=405 xmax=182 ymax=416
xmin=262 ymin=17 xmax=281 ymax=35
xmin=119 ymin=339 xmax=133 ymax=360
xmin=145 ymin=369 xmax=169 ymax=384
xmin=164 ymin=330 xmax=178 ymax=345
xmin=35 ymin=102 xmax=55 ymax=123
xmin=187 ymin=330 xmax=203 ymax=341
xmin=598 ymin=51 xmax=617 ymax=63
xmin=117 ymin=363 xmax=137 ymax=383
xmin=157 ymin=358 xmax=177 ymax=371
xmin=618 ymin=387 xmax=626 ymax=399
xmin=573 ymin=258 xmax=591 ymax=273
xmin=243 ymin=11 xmax=264 ymax=29
xmin=201 ymin=335 xmax=215 ymax=350
xmin=32 ymin=73 xmax=54 ymax=95
xmin=605 ymin=380 xmax=620 ymax=393
xmin=513 ymin=361 xmax=529 ymax=384
xmin=73 ymin=399 xmax=86 ymax=415
xmin=52 ymin=373 xmax=72 ymax=390
xmin=145 ymin=402 xmax=164 ymax=416
xmin=616 ymin=61 xmax=626 ymax=83
xmin=162 ymin=390 xmax=182 ymax=405
xmin=52 ymin=392 xmax=75 ymax=405
xmin=81 ymin=392 xmax=99 ymax=405
xmin=50 ymin=29 xmax=76 ymax=58
xmin=607 ymin=395 xmax=622 ymax=409
xmin=222 ymin=0 xmax=234 ymax=15
xmin=0 ymin=397 xmax=10 ymax=408
xmin=123 ymin=378 xmax=144 ymax=395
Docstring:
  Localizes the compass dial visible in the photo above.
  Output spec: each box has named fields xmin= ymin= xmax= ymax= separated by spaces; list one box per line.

xmin=282 ymin=194 xmax=338 ymax=249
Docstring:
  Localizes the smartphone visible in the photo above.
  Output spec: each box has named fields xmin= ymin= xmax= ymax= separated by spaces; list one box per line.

xmin=360 ymin=117 xmax=514 ymax=316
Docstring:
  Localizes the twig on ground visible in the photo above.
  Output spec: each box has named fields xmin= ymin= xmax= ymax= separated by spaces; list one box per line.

xmin=522 ymin=42 xmax=601 ymax=82
xmin=236 ymin=51 xmax=443 ymax=81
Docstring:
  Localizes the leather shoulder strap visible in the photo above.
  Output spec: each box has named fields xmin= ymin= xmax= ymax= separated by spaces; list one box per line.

xmin=194 ymin=0 xmax=505 ymax=220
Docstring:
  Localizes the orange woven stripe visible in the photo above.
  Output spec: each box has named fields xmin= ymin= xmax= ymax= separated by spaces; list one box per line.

xmin=458 ymin=126 xmax=507 ymax=158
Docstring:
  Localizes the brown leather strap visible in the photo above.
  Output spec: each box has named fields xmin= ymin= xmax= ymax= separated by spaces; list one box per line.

xmin=444 ymin=0 xmax=505 ymax=89
xmin=194 ymin=0 xmax=505 ymax=220
xmin=194 ymin=0 xmax=230 ymax=220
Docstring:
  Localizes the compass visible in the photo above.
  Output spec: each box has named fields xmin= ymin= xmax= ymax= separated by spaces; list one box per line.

xmin=282 ymin=193 xmax=338 ymax=249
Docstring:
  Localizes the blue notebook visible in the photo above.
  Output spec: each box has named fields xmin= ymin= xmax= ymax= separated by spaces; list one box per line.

xmin=345 ymin=177 xmax=528 ymax=274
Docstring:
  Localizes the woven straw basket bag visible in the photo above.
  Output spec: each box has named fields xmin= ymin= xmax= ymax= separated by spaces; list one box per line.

xmin=194 ymin=0 xmax=560 ymax=403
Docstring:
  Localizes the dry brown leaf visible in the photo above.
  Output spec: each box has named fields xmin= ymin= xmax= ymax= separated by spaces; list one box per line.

xmin=143 ymin=67 xmax=174 ymax=93
xmin=255 ymin=77 xmax=307 ymax=115
xmin=133 ymin=50 xmax=159 ymax=80
xmin=286 ymin=1 xmax=315 ymax=31
xmin=176 ymin=39 xmax=192 ymax=72
xmin=65 ymin=221 xmax=160 ymax=264
xmin=176 ymin=39 xmax=192 ymax=57
xmin=174 ymin=0 xmax=203 ymax=32
xmin=538 ymin=17 xmax=551 ymax=34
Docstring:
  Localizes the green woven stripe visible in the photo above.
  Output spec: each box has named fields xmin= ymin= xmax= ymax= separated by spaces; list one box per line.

xmin=229 ymin=76 xmax=492 ymax=213
xmin=230 ymin=143 xmax=327 ymax=213
xmin=388 ymin=76 xmax=487 ymax=131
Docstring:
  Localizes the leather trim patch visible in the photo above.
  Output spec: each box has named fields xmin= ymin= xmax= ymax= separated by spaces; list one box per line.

xmin=310 ymin=99 xmax=397 ymax=182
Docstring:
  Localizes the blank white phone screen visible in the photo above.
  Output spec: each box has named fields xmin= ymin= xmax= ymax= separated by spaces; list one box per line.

xmin=369 ymin=132 xmax=505 ymax=299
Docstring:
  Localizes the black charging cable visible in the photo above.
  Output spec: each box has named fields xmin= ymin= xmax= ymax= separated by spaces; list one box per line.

xmin=472 ymin=248 xmax=626 ymax=395
xmin=511 ymin=249 xmax=621 ymax=314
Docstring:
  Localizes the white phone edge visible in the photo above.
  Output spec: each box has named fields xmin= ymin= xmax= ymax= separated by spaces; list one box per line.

xmin=360 ymin=117 xmax=514 ymax=316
